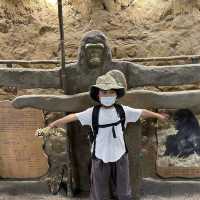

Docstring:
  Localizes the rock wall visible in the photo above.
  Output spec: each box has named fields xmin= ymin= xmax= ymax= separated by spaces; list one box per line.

xmin=0 ymin=0 xmax=200 ymax=62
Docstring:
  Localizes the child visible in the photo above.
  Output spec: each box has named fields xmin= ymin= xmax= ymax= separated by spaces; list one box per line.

xmin=49 ymin=70 xmax=168 ymax=200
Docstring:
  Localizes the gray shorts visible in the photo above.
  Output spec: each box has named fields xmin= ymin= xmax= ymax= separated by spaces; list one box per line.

xmin=90 ymin=153 xmax=132 ymax=200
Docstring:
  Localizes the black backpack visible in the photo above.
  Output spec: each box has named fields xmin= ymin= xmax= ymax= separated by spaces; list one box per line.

xmin=89 ymin=103 xmax=128 ymax=158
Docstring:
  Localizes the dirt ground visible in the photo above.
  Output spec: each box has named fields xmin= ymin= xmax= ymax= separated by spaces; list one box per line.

xmin=0 ymin=178 xmax=200 ymax=200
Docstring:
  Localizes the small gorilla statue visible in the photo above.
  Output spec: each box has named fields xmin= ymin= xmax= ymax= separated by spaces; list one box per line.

xmin=36 ymin=127 xmax=69 ymax=194
xmin=164 ymin=109 xmax=200 ymax=157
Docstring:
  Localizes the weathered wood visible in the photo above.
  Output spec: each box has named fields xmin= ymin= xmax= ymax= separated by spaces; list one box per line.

xmin=118 ymin=55 xmax=200 ymax=62
xmin=126 ymin=122 xmax=142 ymax=200
xmin=11 ymin=89 xmax=200 ymax=112
xmin=1 ymin=63 xmax=200 ymax=89
xmin=0 ymin=54 xmax=200 ymax=64
xmin=127 ymin=63 xmax=200 ymax=87
xmin=0 ymin=68 xmax=61 ymax=89
xmin=121 ymin=89 xmax=200 ymax=109
xmin=0 ymin=60 xmax=60 ymax=65
xmin=58 ymin=0 xmax=67 ymax=93
xmin=57 ymin=0 xmax=73 ymax=197
xmin=12 ymin=93 xmax=92 ymax=112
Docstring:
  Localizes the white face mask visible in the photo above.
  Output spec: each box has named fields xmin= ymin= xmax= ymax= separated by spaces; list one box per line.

xmin=100 ymin=96 xmax=117 ymax=107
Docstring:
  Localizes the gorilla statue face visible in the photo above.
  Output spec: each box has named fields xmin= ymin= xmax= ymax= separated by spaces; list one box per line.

xmin=173 ymin=109 xmax=199 ymax=131
xmin=85 ymin=43 xmax=105 ymax=68
xmin=77 ymin=30 xmax=112 ymax=70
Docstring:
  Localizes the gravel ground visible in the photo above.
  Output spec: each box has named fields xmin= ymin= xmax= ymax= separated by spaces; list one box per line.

xmin=0 ymin=178 xmax=199 ymax=200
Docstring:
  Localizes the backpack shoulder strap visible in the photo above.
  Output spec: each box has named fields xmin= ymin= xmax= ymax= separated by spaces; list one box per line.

xmin=114 ymin=104 xmax=126 ymax=131
xmin=114 ymin=103 xmax=128 ymax=153
xmin=91 ymin=105 xmax=101 ymax=158
xmin=92 ymin=104 xmax=101 ymax=135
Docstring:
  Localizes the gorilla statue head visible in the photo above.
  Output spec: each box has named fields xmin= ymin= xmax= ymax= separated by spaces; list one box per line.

xmin=173 ymin=109 xmax=200 ymax=132
xmin=77 ymin=30 xmax=112 ymax=69
xmin=164 ymin=109 xmax=200 ymax=157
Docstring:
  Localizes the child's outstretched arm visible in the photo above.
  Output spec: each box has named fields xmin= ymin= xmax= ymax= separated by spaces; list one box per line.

xmin=48 ymin=113 xmax=78 ymax=128
xmin=141 ymin=109 xmax=169 ymax=121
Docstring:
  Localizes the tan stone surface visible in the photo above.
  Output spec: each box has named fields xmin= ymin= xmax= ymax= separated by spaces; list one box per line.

xmin=0 ymin=0 xmax=200 ymax=65
xmin=0 ymin=101 xmax=48 ymax=178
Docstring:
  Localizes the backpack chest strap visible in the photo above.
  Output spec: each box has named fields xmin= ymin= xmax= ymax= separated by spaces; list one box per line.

xmin=97 ymin=119 xmax=123 ymax=138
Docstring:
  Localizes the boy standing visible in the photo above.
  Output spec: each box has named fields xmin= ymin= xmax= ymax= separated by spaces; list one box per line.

xmin=49 ymin=70 xmax=168 ymax=200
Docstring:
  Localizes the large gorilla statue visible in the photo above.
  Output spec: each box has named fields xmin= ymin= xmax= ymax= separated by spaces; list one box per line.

xmin=64 ymin=30 xmax=128 ymax=192
xmin=0 ymin=30 xmax=145 ymax=197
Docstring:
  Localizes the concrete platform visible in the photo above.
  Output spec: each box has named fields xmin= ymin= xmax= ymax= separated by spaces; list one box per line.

xmin=0 ymin=178 xmax=200 ymax=200
xmin=141 ymin=178 xmax=200 ymax=200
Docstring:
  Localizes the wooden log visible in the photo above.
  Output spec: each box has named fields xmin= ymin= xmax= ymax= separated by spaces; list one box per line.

xmin=0 ymin=54 xmax=200 ymax=64
xmin=121 ymin=89 xmax=200 ymax=109
xmin=0 ymin=68 xmax=61 ymax=89
xmin=0 ymin=60 xmax=60 ymax=65
xmin=126 ymin=122 xmax=142 ymax=200
xmin=127 ymin=64 xmax=200 ymax=87
xmin=1 ymin=61 xmax=200 ymax=89
xmin=1 ymin=63 xmax=200 ymax=88
xmin=117 ymin=55 xmax=200 ymax=62
xmin=11 ymin=89 xmax=200 ymax=112
xmin=57 ymin=0 xmax=74 ymax=197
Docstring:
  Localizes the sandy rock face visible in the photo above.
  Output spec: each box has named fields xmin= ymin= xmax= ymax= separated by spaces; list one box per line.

xmin=0 ymin=0 xmax=200 ymax=62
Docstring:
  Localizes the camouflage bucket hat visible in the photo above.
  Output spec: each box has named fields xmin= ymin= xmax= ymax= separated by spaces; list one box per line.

xmin=90 ymin=70 xmax=127 ymax=102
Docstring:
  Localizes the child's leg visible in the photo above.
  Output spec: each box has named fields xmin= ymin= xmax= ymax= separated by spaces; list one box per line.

xmin=115 ymin=153 xmax=132 ymax=200
xmin=90 ymin=158 xmax=111 ymax=200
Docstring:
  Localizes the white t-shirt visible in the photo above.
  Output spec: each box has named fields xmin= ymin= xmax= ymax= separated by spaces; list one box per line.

xmin=75 ymin=105 xmax=142 ymax=163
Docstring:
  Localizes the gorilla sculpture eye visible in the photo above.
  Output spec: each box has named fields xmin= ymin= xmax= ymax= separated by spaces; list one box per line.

xmin=164 ymin=109 xmax=200 ymax=157
xmin=85 ymin=43 xmax=104 ymax=49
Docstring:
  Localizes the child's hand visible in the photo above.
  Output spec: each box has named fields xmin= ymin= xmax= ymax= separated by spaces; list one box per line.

xmin=48 ymin=122 xmax=58 ymax=129
xmin=158 ymin=113 xmax=170 ymax=122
